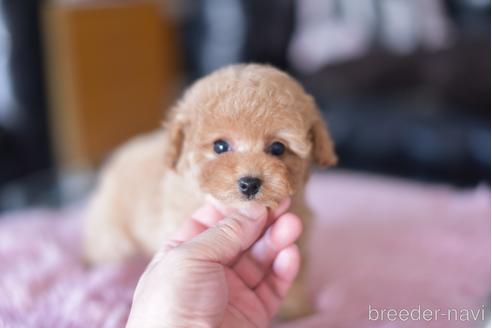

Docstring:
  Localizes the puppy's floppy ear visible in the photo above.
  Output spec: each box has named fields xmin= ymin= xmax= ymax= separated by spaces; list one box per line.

xmin=310 ymin=113 xmax=338 ymax=168
xmin=163 ymin=105 xmax=187 ymax=170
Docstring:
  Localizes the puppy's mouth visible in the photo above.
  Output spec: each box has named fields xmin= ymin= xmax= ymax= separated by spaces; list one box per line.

xmin=198 ymin=154 xmax=293 ymax=210
xmin=241 ymin=193 xmax=260 ymax=202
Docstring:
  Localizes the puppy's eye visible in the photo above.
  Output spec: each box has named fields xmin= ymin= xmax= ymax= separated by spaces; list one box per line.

xmin=213 ymin=139 xmax=230 ymax=154
xmin=268 ymin=141 xmax=285 ymax=156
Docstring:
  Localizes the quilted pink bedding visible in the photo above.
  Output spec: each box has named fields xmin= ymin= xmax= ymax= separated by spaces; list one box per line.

xmin=0 ymin=172 xmax=489 ymax=327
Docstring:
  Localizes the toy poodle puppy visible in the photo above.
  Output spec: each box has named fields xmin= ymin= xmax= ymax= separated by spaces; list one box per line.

xmin=83 ymin=64 xmax=337 ymax=319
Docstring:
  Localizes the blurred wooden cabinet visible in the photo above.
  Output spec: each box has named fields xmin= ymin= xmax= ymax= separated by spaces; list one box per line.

xmin=43 ymin=1 xmax=179 ymax=169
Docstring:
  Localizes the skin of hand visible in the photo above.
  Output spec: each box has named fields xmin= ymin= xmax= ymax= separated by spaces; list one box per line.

xmin=126 ymin=198 xmax=303 ymax=328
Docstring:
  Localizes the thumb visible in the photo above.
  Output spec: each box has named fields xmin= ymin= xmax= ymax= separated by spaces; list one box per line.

xmin=183 ymin=206 xmax=268 ymax=265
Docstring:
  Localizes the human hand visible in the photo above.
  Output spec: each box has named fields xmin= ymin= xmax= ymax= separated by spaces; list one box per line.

xmin=126 ymin=198 xmax=302 ymax=328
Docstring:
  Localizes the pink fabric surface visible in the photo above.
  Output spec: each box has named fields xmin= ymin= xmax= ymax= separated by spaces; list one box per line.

xmin=0 ymin=172 xmax=489 ymax=328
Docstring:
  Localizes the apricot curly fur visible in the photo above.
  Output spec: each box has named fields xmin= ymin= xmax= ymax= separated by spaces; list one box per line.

xmin=83 ymin=64 xmax=337 ymax=319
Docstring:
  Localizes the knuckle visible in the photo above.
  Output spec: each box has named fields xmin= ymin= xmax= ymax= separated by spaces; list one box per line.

xmin=217 ymin=217 xmax=244 ymax=241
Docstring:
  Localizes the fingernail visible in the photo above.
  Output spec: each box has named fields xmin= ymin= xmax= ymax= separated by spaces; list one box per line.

xmin=239 ymin=205 xmax=267 ymax=220
xmin=277 ymin=197 xmax=291 ymax=212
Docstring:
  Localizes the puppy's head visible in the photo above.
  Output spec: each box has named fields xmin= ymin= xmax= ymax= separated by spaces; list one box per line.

xmin=163 ymin=64 xmax=337 ymax=209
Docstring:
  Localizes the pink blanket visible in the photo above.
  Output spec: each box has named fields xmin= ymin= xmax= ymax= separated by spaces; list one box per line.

xmin=0 ymin=172 xmax=489 ymax=327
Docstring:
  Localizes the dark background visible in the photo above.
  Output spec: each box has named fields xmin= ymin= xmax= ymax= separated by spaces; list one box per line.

xmin=0 ymin=0 xmax=489 ymax=211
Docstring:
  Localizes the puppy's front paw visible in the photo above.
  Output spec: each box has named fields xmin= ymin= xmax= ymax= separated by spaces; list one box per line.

xmin=277 ymin=283 xmax=316 ymax=320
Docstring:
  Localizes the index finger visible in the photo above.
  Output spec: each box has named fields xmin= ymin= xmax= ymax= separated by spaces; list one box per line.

xmin=266 ymin=198 xmax=291 ymax=227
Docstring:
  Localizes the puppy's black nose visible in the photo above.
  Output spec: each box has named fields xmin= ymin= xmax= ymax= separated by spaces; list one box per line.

xmin=238 ymin=176 xmax=262 ymax=197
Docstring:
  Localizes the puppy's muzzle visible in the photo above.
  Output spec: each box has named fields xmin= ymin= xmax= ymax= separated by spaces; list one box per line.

xmin=238 ymin=176 xmax=262 ymax=198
